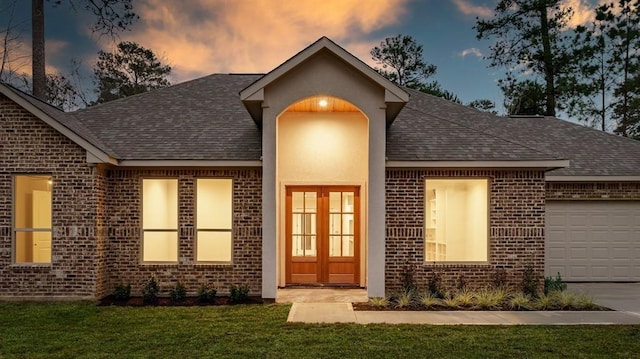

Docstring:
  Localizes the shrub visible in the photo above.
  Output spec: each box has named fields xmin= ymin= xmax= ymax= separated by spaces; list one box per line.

xmin=508 ymin=292 xmax=532 ymax=310
xmin=368 ymin=297 xmax=389 ymax=307
xmin=400 ymin=263 xmax=418 ymax=292
xmin=520 ymin=266 xmax=540 ymax=298
xmin=544 ymin=272 xmax=567 ymax=294
xmin=427 ymin=270 xmax=444 ymax=298
xmin=534 ymin=293 xmax=555 ymax=310
xmin=170 ymin=281 xmax=187 ymax=303
xmin=113 ymin=282 xmax=131 ymax=301
xmin=394 ymin=289 xmax=415 ymax=308
xmin=453 ymin=289 xmax=476 ymax=308
xmin=574 ymin=294 xmax=598 ymax=310
xmin=476 ymin=287 xmax=509 ymax=310
xmin=491 ymin=268 xmax=508 ymax=289
xmin=142 ymin=275 xmax=160 ymax=304
xmin=419 ymin=292 xmax=441 ymax=308
xmin=229 ymin=284 xmax=250 ymax=304
xmin=197 ymin=284 xmax=217 ymax=303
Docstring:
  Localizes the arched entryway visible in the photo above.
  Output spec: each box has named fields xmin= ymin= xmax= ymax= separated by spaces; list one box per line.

xmin=277 ymin=95 xmax=369 ymax=287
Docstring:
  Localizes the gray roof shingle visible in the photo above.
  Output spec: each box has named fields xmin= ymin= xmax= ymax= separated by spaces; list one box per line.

xmin=71 ymin=74 xmax=262 ymax=160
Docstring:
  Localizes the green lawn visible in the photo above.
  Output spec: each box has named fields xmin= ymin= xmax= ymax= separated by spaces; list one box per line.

xmin=1 ymin=302 xmax=639 ymax=358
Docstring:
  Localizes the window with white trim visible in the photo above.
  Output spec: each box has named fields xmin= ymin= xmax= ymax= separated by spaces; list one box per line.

xmin=425 ymin=179 xmax=488 ymax=262
xmin=196 ymin=178 xmax=232 ymax=262
xmin=142 ymin=179 xmax=178 ymax=262
xmin=14 ymin=175 xmax=52 ymax=263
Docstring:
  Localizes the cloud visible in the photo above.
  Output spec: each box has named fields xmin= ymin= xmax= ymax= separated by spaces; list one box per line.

xmin=123 ymin=0 xmax=409 ymax=83
xmin=562 ymin=0 xmax=595 ymax=28
xmin=460 ymin=47 xmax=483 ymax=58
xmin=452 ymin=0 xmax=493 ymax=18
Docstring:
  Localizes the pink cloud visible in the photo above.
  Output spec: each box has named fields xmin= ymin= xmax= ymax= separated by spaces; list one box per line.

xmin=122 ymin=0 xmax=409 ymax=83
xmin=452 ymin=0 xmax=493 ymax=18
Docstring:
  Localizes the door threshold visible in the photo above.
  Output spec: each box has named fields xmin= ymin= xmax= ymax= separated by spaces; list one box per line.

xmin=284 ymin=283 xmax=363 ymax=289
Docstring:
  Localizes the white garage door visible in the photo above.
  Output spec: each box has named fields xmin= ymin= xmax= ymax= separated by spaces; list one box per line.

xmin=546 ymin=201 xmax=640 ymax=281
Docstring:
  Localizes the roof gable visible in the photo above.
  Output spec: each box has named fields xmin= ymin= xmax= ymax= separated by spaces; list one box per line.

xmin=239 ymin=37 xmax=409 ymax=124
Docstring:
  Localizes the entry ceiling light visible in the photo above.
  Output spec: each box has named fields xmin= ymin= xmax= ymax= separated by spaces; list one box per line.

xmin=318 ymin=99 xmax=328 ymax=107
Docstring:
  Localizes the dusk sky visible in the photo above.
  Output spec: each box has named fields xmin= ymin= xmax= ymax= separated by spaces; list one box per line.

xmin=3 ymin=0 xmax=598 ymax=116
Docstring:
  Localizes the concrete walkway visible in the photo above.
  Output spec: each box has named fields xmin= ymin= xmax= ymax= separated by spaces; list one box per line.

xmin=287 ymin=304 xmax=640 ymax=325
xmin=281 ymin=287 xmax=640 ymax=325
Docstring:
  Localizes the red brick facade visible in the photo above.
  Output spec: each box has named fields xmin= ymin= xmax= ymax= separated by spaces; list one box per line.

xmin=105 ymin=168 xmax=262 ymax=297
xmin=546 ymin=182 xmax=640 ymax=200
xmin=385 ymin=169 xmax=546 ymax=293
xmin=0 ymin=95 xmax=102 ymax=298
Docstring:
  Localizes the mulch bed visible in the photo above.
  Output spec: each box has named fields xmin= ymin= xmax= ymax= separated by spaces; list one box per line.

xmin=351 ymin=303 xmax=611 ymax=311
xmin=98 ymin=295 xmax=264 ymax=307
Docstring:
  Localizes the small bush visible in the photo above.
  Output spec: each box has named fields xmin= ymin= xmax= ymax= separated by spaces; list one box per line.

xmin=419 ymin=292 xmax=441 ymax=308
xmin=453 ymin=289 xmax=476 ymax=308
xmin=476 ymin=287 xmax=509 ymax=310
xmin=427 ymin=270 xmax=444 ymax=298
xmin=197 ymin=284 xmax=217 ymax=303
xmin=142 ymin=275 xmax=160 ymax=304
xmin=229 ymin=284 xmax=250 ymax=304
xmin=574 ymin=294 xmax=597 ymax=310
xmin=113 ymin=282 xmax=131 ymax=301
xmin=508 ymin=292 xmax=532 ymax=310
xmin=520 ymin=266 xmax=540 ymax=298
xmin=491 ymin=268 xmax=508 ymax=289
xmin=170 ymin=281 xmax=187 ymax=303
xmin=544 ymin=272 xmax=567 ymax=294
xmin=400 ymin=263 xmax=418 ymax=292
xmin=368 ymin=296 xmax=389 ymax=307
xmin=534 ymin=293 xmax=555 ymax=310
xmin=551 ymin=290 xmax=577 ymax=309
xmin=394 ymin=289 xmax=415 ymax=308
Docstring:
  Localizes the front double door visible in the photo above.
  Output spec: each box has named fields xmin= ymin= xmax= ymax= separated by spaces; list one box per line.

xmin=286 ymin=186 xmax=360 ymax=285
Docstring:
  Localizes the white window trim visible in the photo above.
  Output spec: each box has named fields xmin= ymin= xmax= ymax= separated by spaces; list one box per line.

xmin=195 ymin=178 xmax=234 ymax=264
xmin=12 ymin=174 xmax=53 ymax=265
xmin=424 ymin=177 xmax=490 ymax=264
xmin=141 ymin=178 xmax=179 ymax=264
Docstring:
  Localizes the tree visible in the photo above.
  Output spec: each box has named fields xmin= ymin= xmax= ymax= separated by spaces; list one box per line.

xmin=94 ymin=41 xmax=171 ymax=103
xmin=0 ymin=0 xmax=28 ymax=85
xmin=468 ymin=99 xmax=497 ymax=114
xmin=606 ymin=0 xmax=640 ymax=137
xmin=475 ymin=0 xmax=573 ymax=116
xmin=501 ymin=78 xmax=547 ymax=116
xmin=563 ymin=3 xmax=618 ymax=131
xmin=370 ymin=34 xmax=437 ymax=88
xmin=46 ymin=73 xmax=81 ymax=111
xmin=416 ymin=81 xmax=462 ymax=104
xmin=31 ymin=0 xmax=138 ymax=100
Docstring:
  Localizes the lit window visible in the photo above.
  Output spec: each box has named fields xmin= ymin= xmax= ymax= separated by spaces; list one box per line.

xmin=142 ymin=179 xmax=178 ymax=262
xmin=14 ymin=175 xmax=52 ymax=263
xmin=196 ymin=179 xmax=232 ymax=262
xmin=425 ymin=179 xmax=488 ymax=262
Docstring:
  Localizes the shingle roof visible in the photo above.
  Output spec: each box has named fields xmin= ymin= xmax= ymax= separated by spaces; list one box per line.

xmin=71 ymin=74 xmax=262 ymax=160
xmin=397 ymin=88 xmax=640 ymax=176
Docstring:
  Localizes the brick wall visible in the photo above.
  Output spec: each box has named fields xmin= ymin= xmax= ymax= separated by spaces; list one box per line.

xmin=105 ymin=168 xmax=263 ymax=297
xmin=385 ymin=169 xmax=546 ymax=293
xmin=0 ymin=94 xmax=101 ymax=298
xmin=546 ymin=182 xmax=640 ymax=200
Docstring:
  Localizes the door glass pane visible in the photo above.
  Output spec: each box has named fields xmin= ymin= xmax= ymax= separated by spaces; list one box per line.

xmin=292 ymin=192 xmax=303 ymax=212
xmin=329 ymin=192 xmax=341 ymax=212
xmin=342 ymin=235 xmax=354 ymax=257
xmin=330 ymin=214 xmax=341 ymax=235
xmin=330 ymin=235 xmax=341 ymax=256
xmin=293 ymin=213 xmax=302 ymax=235
xmin=342 ymin=214 xmax=354 ymax=235
xmin=303 ymin=214 xmax=316 ymax=235
xmin=304 ymin=192 xmax=316 ymax=212
xmin=342 ymin=192 xmax=354 ymax=212
xmin=293 ymin=235 xmax=303 ymax=256
xmin=305 ymin=235 xmax=317 ymax=256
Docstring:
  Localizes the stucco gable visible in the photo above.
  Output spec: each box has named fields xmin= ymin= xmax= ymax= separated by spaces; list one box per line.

xmin=240 ymin=37 xmax=409 ymax=125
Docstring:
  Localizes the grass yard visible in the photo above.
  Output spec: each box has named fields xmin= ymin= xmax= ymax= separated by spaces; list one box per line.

xmin=1 ymin=302 xmax=639 ymax=358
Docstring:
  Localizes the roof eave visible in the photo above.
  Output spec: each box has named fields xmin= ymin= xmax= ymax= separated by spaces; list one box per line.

xmin=386 ymin=159 xmax=570 ymax=171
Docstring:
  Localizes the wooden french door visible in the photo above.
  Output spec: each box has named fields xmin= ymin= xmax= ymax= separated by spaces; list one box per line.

xmin=286 ymin=186 xmax=360 ymax=285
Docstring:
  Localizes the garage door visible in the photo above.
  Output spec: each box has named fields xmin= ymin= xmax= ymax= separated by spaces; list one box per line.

xmin=546 ymin=201 xmax=640 ymax=281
